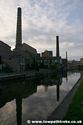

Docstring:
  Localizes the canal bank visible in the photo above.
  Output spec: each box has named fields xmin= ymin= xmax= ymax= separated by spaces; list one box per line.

xmin=48 ymin=72 xmax=83 ymax=121
xmin=0 ymin=69 xmax=57 ymax=82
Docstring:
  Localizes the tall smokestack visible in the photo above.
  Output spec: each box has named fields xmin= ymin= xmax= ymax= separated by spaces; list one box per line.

xmin=15 ymin=7 xmax=22 ymax=49
xmin=66 ymin=51 xmax=68 ymax=69
xmin=66 ymin=51 xmax=67 ymax=61
xmin=56 ymin=36 xmax=60 ymax=57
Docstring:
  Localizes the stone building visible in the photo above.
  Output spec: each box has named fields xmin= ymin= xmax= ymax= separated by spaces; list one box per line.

xmin=37 ymin=36 xmax=62 ymax=69
xmin=78 ymin=58 xmax=83 ymax=70
xmin=67 ymin=60 xmax=80 ymax=70
xmin=37 ymin=56 xmax=62 ymax=68
xmin=11 ymin=43 xmax=37 ymax=72
xmin=0 ymin=41 xmax=11 ymax=71
xmin=0 ymin=41 xmax=11 ymax=62
xmin=42 ymin=50 xmax=53 ymax=57
xmin=80 ymin=58 xmax=83 ymax=64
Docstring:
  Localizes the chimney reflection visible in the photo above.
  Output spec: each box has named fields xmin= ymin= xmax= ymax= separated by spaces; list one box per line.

xmin=16 ymin=97 xmax=22 ymax=125
xmin=56 ymin=85 xmax=60 ymax=101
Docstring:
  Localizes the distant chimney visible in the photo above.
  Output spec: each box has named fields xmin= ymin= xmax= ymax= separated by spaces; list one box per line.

xmin=66 ymin=51 xmax=67 ymax=61
xmin=66 ymin=51 xmax=68 ymax=69
xmin=56 ymin=36 xmax=60 ymax=57
xmin=15 ymin=7 xmax=22 ymax=49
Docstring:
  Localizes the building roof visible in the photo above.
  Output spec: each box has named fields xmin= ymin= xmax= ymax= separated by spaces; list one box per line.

xmin=0 ymin=40 xmax=11 ymax=49
xmin=22 ymin=43 xmax=37 ymax=54
xmin=42 ymin=50 xmax=53 ymax=53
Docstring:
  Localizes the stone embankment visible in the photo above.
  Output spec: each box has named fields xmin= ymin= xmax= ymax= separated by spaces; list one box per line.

xmin=0 ymin=69 xmax=56 ymax=81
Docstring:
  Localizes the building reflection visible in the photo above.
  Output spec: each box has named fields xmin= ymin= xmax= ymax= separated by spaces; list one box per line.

xmin=0 ymin=79 xmax=37 ymax=125
xmin=39 ymin=73 xmax=62 ymax=102
xmin=0 ymin=71 xmax=67 ymax=125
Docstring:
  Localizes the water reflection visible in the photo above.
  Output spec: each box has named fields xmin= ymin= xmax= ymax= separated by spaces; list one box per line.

xmin=39 ymin=73 xmax=63 ymax=102
xmin=0 ymin=79 xmax=38 ymax=125
xmin=16 ymin=98 xmax=22 ymax=125
xmin=0 ymin=71 xmax=80 ymax=125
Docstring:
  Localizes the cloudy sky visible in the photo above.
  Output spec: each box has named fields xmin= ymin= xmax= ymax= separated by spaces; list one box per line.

xmin=0 ymin=0 xmax=83 ymax=60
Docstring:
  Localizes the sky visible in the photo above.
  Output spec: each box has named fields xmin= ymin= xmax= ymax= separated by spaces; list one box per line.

xmin=0 ymin=0 xmax=83 ymax=60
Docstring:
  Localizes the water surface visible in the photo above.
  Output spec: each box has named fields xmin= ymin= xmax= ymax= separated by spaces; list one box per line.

xmin=0 ymin=72 xmax=80 ymax=125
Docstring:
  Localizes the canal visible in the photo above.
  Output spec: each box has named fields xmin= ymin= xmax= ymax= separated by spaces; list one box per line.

xmin=0 ymin=72 xmax=80 ymax=125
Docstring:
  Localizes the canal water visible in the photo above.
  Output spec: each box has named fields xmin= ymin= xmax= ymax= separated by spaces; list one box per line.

xmin=0 ymin=72 xmax=80 ymax=125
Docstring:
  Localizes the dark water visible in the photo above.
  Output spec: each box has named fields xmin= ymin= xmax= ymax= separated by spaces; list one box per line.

xmin=0 ymin=72 xmax=80 ymax=125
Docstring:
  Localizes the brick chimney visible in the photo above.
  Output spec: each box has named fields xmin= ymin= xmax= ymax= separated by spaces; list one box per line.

xmin=15 ymin=7 xmax=22 ymax=49
xmin=56 ymin=36 xmax=60 ymax=57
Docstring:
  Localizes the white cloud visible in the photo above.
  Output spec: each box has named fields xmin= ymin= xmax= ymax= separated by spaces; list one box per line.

xmin=0 ymin=0 xmax=83 ymax=60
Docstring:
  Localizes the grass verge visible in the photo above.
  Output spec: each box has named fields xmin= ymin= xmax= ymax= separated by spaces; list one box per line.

xmin=63 ymin=79 xmax=83 ymax=123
